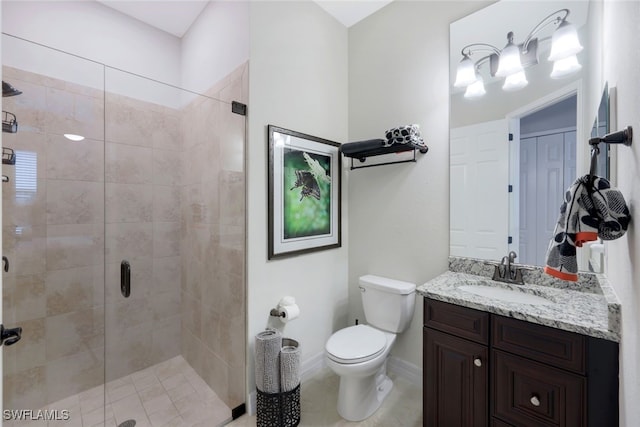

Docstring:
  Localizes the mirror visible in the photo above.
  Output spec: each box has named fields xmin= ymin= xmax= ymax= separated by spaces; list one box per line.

xmin=449 ymin=0 xmax=602 ymax=269
xmin=586 ymin=83 xmax=609 ymax=273
xmin=591 ymin=82 xmax=609 ymax=178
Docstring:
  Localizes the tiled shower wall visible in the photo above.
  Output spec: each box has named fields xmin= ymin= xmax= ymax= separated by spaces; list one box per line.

xmin=180 ymin=62 xmax=247 ymax=409
xmin=2 ymin=66 xmax=107 ymax=410
xmin=103 ymin=90 xmax=183 ymax=381
xmin=1 ymin=62 xmax=247 ymax=412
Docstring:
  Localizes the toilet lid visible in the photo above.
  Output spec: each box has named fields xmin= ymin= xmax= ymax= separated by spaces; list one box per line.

xmin=326 ymin=325 xmax=386 ymax=364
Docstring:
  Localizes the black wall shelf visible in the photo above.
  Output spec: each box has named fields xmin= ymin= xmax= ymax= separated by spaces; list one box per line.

xmin=341 ymin=141 xmax=428 ymax=170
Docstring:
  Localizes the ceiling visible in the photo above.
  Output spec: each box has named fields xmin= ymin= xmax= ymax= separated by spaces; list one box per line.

xmin=96 ymin=0 xmax=393 ymax=37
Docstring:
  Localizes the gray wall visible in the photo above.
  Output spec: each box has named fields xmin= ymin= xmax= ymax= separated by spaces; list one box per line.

xmin=347 ymin=0 xmax=493 ymax=370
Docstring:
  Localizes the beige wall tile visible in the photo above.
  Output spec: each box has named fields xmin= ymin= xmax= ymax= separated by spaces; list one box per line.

xmin=2 ymin=179 xmax=47 ymax=228
xmin=151 ymin=315 xmax=181 ymax=365
xmin=45 ymin=307 xmax=104 ymax=360
xmin=46 ymin=223 xmax=104 ymax=270
xmin=152 ymin=148 xmax=182 ymax=186
xmin=11 ymin=274 xmax=46 ymax=322
xmin=151 ymin=110 xmax=181 ymax=150
xmin=105 ymin=183 xmax=153 ymax=223
xmin=153 ymin=185 xmax=180 ymax=222
xmin=153 ymin=222 xmax=180 ymax=258
xmin=46 ymin=134 xmax=104 ymax=181
xmin=46 ymin=180 xmax=104 ymax=225
xmin=8 ymin=318 xmax=46 ymax=375
xmin=106 ymin=142 xmax=153 ymax=184
xmin=105 ymin=222 xmax=153 ymax=263
xmin=153 ymin=256 xmax=181 ymax=295
xmin=105 ymin=95 xmax=153 ymax=147
xmin=4 ymin=225 xmax=47 ymax=275
xmin=46 ymin=266 xmax=103 ymax=316
xmin=46 ymin=347 xmax=105 ymax=404
xmin=4 ymin=366 xmax=47 ymax=410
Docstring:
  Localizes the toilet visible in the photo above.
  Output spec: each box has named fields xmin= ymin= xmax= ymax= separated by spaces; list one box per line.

xmin=325 ymin=274 xmax=416 ymax=421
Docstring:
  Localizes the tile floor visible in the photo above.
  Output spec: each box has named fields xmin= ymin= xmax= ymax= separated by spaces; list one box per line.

xmin=4 ymin=356 xmax=231 ymax=427
xmin=228 ymin=369 xmax=423 ymax=427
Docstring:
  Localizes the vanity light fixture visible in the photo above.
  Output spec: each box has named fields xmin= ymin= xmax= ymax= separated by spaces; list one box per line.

xmin=454 ymin=8 xmax=582 ymax=98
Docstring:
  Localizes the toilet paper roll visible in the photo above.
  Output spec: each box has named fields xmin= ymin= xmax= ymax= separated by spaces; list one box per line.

xmin=255 ymin=329 xmax=282 ymax=393
xmin=279 ymin=304 xmax=300 ymax=323
xmin=280 ymin=338 xmax=301 ymax=392
xmin=279 ymin=296 xmax=296 ymax=306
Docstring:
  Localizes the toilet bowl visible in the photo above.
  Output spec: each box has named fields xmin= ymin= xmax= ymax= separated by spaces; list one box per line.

xmin=325 ymin=275 xmax=416 ymax=421
xmin=326 ymin=324 xmax=396 ymax=421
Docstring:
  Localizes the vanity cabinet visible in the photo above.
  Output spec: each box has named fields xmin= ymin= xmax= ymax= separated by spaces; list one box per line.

xmin=423 ymin=299 xmax=619 ymax=427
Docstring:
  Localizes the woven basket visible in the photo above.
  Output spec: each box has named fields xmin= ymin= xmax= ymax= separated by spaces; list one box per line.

xmin=256 ymin=384 xmax=300 ymax=427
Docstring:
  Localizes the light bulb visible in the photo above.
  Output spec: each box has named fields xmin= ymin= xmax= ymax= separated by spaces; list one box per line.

xmin=496 ymin=40 xmax=524 ymax=77
xmin=548 ymin=20 xmax=583 ymax=61
xmin=502 ymin=71 xmax=528 ymax=91
xmin=454 ymin=55 xmax=477 ymax=88
xmin=550 ymin=55 xmax=582 ymax=79
xmin=464 ymin=76 xmax=486 ymax=99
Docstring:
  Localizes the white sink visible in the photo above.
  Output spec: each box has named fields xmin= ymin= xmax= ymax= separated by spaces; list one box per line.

xmin=458 ymin=284 xmax=554 ymax=305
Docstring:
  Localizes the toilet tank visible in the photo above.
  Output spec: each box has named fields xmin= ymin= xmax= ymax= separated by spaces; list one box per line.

xmin=359 ymin=275 xmax=416 ymax=333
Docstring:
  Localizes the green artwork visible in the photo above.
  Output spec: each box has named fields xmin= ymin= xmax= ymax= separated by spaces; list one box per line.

xmin=283 ymin=149 xmax=332 ymax=239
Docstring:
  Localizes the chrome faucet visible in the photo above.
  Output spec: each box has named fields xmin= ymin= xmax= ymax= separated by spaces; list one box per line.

xmin=491 ymin=251 xmax=524 ymax=285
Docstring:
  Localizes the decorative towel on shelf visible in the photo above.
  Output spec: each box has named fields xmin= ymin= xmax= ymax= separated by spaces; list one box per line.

xmin=255 ymin=329 xmax=283 ymax=393
xmin=544 ymin=175 xmax=631 ymax=281
xmin=280 ymin=338 xmax=301 ymax=393
xmin=384 ymin=124 xmax=427 ymax=149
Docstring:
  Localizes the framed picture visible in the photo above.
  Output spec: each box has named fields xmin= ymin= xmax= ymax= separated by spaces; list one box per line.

xmin=268 ymin=125 xmax=342 ymax=259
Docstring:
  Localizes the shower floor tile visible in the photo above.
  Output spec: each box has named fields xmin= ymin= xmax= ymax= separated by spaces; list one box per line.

xmin=4 ymin=356 xmax=231 ymax=427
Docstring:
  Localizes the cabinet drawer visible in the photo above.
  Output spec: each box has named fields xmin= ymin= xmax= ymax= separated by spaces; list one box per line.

xmin=493 ymin=315 xmax=585 ymax=374
xmin=493 ymin=350 xmax=586 ymax=427
xmin=491 ymin=419 xmax=512 ymax=427
xmin=425 ymin=299 xmax=489 ymax=344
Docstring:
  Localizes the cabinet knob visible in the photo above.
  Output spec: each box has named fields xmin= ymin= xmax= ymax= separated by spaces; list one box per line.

xmin=473 ymin=357 xmax=482 ymax=367
xmin=530 ymin=395 xmax=541 ymax=407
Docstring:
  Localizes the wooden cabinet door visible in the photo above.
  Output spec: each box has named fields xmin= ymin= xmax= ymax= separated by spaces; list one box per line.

xmin=424 ymin=327 xmax=488 ymax=427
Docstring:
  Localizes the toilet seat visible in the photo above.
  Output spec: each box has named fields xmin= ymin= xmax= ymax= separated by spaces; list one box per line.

xmin=326 ymin=325 xmax=387 ymax=364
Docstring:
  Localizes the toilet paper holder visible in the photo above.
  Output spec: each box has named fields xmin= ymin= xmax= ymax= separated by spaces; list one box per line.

xmin=269 ymin=308 xmax=286 ymax=318
xmin=269 ymin=296 xmax=300 ymax=322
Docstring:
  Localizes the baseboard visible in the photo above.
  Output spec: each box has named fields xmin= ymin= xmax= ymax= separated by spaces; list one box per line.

xmin=300 ymin=351 xmax=326 ymax=383
xmin=247 ymin=354 xmax=421 ymax=415
xmin=388 ymin=356 xmax=422 ymax=387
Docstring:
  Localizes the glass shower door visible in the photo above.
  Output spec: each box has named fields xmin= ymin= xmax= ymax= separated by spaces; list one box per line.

xmin=103 ymin=66 xmax=247 ymax=426
xmin=2 ymin=34 xmax=107 ymax=426
xmin=1 ymin=33 xmax=246 ymax=427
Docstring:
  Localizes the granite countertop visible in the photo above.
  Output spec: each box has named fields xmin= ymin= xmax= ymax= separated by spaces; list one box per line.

xmin=417 ymin=257 xmax=621 ymax=342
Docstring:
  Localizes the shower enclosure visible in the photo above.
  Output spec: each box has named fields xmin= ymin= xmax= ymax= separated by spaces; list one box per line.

xmin=1 ymin=34 xmax=246 ymax=426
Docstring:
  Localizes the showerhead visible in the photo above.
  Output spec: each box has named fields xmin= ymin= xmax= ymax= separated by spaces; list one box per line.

xmin=2 ymin=81 xmax=22 ymax=97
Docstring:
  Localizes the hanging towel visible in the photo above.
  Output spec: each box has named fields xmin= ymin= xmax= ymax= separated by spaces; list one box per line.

xmin=280 ymin=338 xmax=301 ymax=392
xmin=544 ymin=175 xmax=631 ymax=281
xmin=255 ymin=329 xmax=282 ymax=393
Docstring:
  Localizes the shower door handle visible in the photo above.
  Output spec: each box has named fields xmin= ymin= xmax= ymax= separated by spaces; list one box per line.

xmin=121 ymin=260 xmax=131 ymax=298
